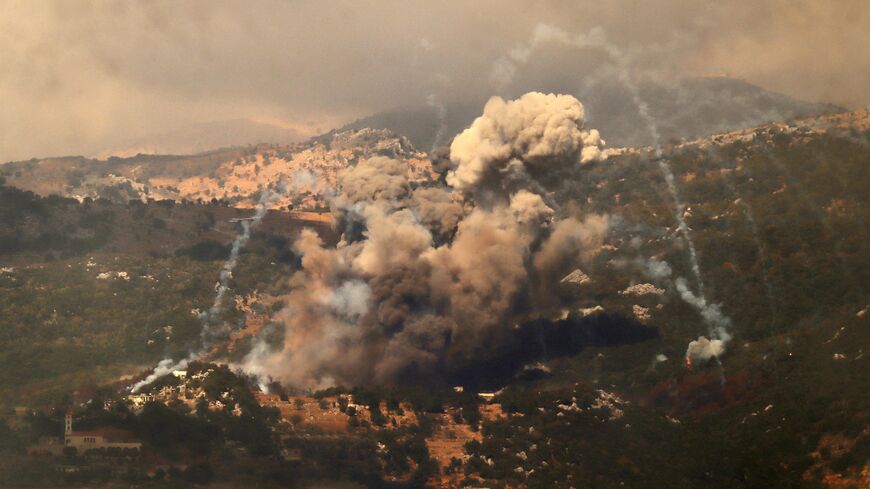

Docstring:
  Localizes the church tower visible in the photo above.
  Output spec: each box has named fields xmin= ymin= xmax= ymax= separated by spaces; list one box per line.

xmin=64 ymin=410 xmax=72 ymax=435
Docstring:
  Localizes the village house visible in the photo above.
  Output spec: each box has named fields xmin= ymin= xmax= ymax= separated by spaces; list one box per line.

xmin=64 ymin=411 xmax=142 ymax=453
xmin=127 ymin=393 xmax=156 ymax=409
xmin=477 ymin=392 xmax=497 ymax=402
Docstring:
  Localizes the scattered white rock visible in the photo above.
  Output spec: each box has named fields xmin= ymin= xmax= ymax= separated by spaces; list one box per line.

xmin=833 ymin=353 xmax=847 ymax=360
xmin=632 ymin=305 xmax=651 ymax=323
xmin=620 ymin=283 xmax=665 ymax=296
xmin=590 ymin=390 xmax=626 ymax=421
xmin=560 ymin=269 xmax=592 ymax=285
xmin=557 ymin=399 xmax=582 ymax=413
xmin=96 ymin=271 xmax=130 ymax=280
xmin=578 ymin=305 xmax=605 ymax=316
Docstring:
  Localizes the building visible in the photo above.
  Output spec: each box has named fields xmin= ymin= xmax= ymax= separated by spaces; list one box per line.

xmin=64 ymin=411 xmax=142 ymax=453
xmin=127 ymin=393 xmax=155 ymax=409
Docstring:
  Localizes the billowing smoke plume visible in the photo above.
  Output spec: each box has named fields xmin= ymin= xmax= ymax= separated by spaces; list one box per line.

xmin=244 ymin=92 xmax=609 ymax=388
xmin=447 ymin=92 xmax=605 ymax=197
xmin=496 ymin=24 xmax=731 ymax=368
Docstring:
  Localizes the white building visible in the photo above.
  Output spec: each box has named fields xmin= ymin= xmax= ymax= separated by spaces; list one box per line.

xmin=127 ymin=393 xmax=155 ymax=409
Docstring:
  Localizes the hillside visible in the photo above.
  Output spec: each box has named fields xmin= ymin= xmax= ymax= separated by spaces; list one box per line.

xmin=1 ymin=129 xmax=433 ymax=212
xmin=0 ymin=109 xmax=868 ymax=488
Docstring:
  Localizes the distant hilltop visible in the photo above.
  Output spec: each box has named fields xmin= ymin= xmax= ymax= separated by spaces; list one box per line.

xmin=1 ymin=128 xmax=433 ymax=212
xmin=331 ymin=76 xmax=845 ymax=151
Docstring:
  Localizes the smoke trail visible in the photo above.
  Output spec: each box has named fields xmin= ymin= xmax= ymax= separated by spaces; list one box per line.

xmin=731 ymin=191 xmax=778 ymax=327
xmin=130 ymin=357 xmax=190 ymax=394
xmin=426 ymin=94 xmax=448 ymax=154
xmin=703 ymin=145 xmax=778 ymax=330
xmin=654 ymin=158 xmax=705 ymax=295
xmin=131 ymin=189 xmax=278 ymax=392
xmin=199 ymin=190 xmax=273 ymax=348
xmin=494 ymin=24 xmax=729 ymax=360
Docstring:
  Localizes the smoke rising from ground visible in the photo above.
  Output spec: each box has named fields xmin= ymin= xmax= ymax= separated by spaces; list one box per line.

xmin=675 ymin=278 xmax=733 ymax=362
xmin=500 ymin=24 xmax=732 ymax=364
xmin=244 ymin=92 xmax=609 ymax=388
xmin=640 ymin=258 xmax=733 ymax=364
xmin=132 ymin=189 xmax=278 ymax=392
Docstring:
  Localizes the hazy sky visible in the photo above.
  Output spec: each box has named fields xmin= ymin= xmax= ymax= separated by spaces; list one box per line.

xmin=2 ymin=0 xmax=869 ymax=161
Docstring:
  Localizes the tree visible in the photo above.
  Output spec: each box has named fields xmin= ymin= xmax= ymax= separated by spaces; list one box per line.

xmin=184 ymin=462 xmax=214 ymax=485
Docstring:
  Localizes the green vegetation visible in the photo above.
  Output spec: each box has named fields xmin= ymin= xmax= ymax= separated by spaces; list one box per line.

xmin=0 ymin=123 xmax=868 ymax=487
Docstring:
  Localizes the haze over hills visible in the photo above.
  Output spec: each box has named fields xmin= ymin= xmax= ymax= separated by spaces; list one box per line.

xmin=93 ymin=118 xmax=311 ymax=159
xmin=1 ymin=129 xmax=433 ymax=212
xmin=3 ymin=77 xmax=839 ymax=164
xmin=329 ymin=77 xmax=844 ymax=152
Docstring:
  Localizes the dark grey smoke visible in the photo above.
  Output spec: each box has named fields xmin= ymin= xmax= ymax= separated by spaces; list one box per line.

xmin=242 ymin=92 xmax=612 ymax=389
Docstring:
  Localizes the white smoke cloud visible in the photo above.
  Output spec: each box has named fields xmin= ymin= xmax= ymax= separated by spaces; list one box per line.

xmin=685 ymin=336 xmax=726 ymax=363
xmin=638 ymin=258 xmax=733 ymax=364
xmin=131 ymin=358 xmax=189 ymax=393
xmin=675 ymin=278 xmax=733 ymax=363
xmin=447 ymin=92 xmax=605 ymax=194
xmin=644 ymin=259 xmax=673 ymax=281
